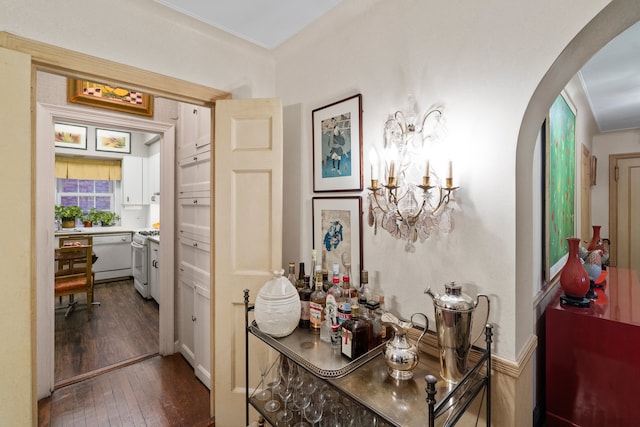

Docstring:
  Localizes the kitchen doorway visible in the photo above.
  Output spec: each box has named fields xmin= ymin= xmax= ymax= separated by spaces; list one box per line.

xmin=36 ymin=93 xmax=177 ymax=396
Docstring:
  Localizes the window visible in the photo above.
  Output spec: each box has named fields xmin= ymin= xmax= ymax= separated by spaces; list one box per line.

xmin=57 ymin=178 xmax=115 ymax=212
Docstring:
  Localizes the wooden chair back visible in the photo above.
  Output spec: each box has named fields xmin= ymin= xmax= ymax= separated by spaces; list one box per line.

xmin=57 ymin=235 xmax=95 ymax=274
xmin=54 ymin=244 xmax=94 ymax=319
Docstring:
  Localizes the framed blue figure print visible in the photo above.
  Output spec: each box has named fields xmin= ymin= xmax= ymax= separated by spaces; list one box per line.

xmin=312 ymin=196 xmax=363 ymax=286
xmin=312 ymin=94 xmax=363 ymax=192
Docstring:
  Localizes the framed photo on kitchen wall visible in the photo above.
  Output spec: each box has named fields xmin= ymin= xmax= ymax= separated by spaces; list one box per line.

xmin=54 ymin=123 xmax=87 ymax=150
xmin=545 ymin=91 xmax=577 ymax=281
xmin=312 ymin=196 xmax=362 ymax=285
xmin=96 ymin=128 xmax=131 ymax=154
xmin=312 ymin=94 xmax=363 ymax=192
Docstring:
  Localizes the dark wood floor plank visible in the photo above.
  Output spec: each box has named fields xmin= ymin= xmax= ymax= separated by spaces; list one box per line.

xmin=55 ymin=279 xmax=159 ymax=383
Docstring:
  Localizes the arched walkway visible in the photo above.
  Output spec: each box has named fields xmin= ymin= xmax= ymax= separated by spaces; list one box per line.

xmin=516 ymin=0 xmax=640 ymax=347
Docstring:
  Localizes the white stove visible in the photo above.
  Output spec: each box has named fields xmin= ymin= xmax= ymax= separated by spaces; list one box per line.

xmin=131 ymin=229 xmax=159 ymax=298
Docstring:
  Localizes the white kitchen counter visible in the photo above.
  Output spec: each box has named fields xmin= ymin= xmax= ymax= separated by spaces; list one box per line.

xmin=55 ymin=226 xmax=136 ymax=236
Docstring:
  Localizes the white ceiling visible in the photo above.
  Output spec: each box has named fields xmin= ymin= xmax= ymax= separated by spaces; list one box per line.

xmin=155 ymin=0 xmax=639 ymax=133
xmin=154 ymin=0 xmax=343 ymax=49
xmin=579 ymin=20 xmax=640 ymax=132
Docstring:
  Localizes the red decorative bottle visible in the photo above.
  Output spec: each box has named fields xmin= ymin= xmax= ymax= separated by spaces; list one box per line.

xmin=587 ymin=225 xmax=602 ymax=251
xmin=559 ymin=237 xmax=591 ymax=307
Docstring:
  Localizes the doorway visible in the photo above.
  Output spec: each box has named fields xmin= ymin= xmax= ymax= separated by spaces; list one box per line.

xmin=608 ymin=153 xmax=640 ymax=272
xmin=36 ymin=96 xmax=177 ymax=397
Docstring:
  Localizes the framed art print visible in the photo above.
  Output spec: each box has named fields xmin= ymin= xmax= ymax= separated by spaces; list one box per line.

xmin=54 ymin=123 xmax=87 ymax=150
xmin=312 ymin=94 xmax=363 ymax=192
xmin=312 ymin=196 xmax=363 ymax=285
xmin=67 ymin=78 xmax=154 ymax=118
xmin=96 ymin=128 xmax=131 ymax=153
xmin=545 ymin=92 xmax=577 ymax=281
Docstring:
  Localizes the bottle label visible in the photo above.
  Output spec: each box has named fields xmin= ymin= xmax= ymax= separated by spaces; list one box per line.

xmin=337 ymin=303 xmax=351 ymax=324
xmin=300 ymin=301 xmax=310 ymax=321
xmin=341 ymin=329 xmax=353 ymax=358
xmin=309 ymin=302 xmax=323 ymax=330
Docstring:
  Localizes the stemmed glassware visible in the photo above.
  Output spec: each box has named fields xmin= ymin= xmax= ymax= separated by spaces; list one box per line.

xmin=275 ymin=358 xmax=297 ymax=424
xmin=255 ymin=345 xmax=272 ymax=401
xmin=263 ymin=355 xmax=282 ymax=413
xmin=290 ymin=371 xmax=311 ymax=427
xmin=303 ymin=393 xmax=323 ymax=427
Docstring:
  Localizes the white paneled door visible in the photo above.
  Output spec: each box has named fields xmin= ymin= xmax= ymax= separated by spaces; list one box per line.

xmin=615 ymin=156 xmax=640 ymax=274
xmin=213 ymin=99 xmax=283 ymax=425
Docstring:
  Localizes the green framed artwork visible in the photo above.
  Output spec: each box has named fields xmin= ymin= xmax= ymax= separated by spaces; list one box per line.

xmin=546 ymin=92 xmax=577 ymax=281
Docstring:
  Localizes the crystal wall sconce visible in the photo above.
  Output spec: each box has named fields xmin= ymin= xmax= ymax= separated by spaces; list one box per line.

xmin=367 ymin=96 xmax=460 ymax=252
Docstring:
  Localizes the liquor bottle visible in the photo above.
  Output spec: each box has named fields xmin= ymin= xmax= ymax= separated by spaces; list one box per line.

xmin=377 ymin=295 xmax=393 ymax=340
xmin=287 ymin=262 xmax=297 ymax=288
xmin=298 ymin=275 xmax=311 ymax=329
xmin=311 ymin=249 xmax=318 ymax=283
xmin=364 ymin=300 xmax=382 ymax=349
xmin=340 ymin=304 xmax=371 ymax=360
xmin=297 ymin=262 xmax=306 ymax=289
xmin=341 ymin=262 xmax=357 ymax=305
xmin=328 ymin=263 xmax=343 ymax=302
xmin=322 ymin=269 xmax=330 ymax=292
xmin=358 ymin=270 xmax=370 ymax=306
xmin=309 ymin=266 xmax=326 ymax=334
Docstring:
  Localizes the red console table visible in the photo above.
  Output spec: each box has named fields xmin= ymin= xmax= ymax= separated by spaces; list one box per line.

xmin=546 ymin=267 xmax=640 ymax=426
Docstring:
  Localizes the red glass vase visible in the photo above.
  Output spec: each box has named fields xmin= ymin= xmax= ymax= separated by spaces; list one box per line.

xmin=587 ymin=225 xmax=602 ymax=251
xmin=559 ymin=237 xmax=590 ymax=298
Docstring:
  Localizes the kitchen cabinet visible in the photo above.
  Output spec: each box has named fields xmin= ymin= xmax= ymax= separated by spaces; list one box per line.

xmin=177 ymin=197 xmax=210 ymax=245
xmin=148 ymin=152 xmax=160 ymax=203
xmin=92 ymin=233 xmax=133 ymax=281
xmin=122 ymin=156 xmax=148 ymax=205
xmin=177 ymin=150 xmax=211 ymax=198
xmin=178 ymin=234 xmax=211 ymax=274
xmin=546 ymin=267 xmax=640 ymax=426
xmin=244 ymin=289 xmax=493 ymax=427
xmin=177 ymin=103 xmax=211 ymax=159
xmin=149 ymin=239 xmax=160 ymax=304
xmin=176 ymin=101 xmax=212 ymax=386
xmin=178 ymin=262 xmax=211 ymax=388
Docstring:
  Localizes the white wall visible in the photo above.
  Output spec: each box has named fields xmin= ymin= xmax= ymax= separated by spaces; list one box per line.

xmin=274 ymin=0 xmax=611 ymax=361
xmin=592 ymin=130 xmax=640 ymax=236
xmin=0 ymin=0 xmax=276 ymax=99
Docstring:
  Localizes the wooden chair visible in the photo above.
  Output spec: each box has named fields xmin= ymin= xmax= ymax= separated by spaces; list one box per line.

xmin=54 ymin=244 xmax=96 ymax=319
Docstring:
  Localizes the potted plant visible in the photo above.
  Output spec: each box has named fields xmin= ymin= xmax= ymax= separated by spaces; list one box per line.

xmin=54 ymin=205 xmax=83 ymax=228
xmin=82 ymin=208 xmax=100 ymax=227
xmin=94 ymin=210 xmax=120 ymax=226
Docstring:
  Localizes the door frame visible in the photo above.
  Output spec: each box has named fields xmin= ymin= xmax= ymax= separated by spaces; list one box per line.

xmin=0 ymin=32 xmax=230 ymax=413
xmin=608 ymin=152 xmax=640 ymax=267
xmin=36 ymin=102 xmax=177 ymax=394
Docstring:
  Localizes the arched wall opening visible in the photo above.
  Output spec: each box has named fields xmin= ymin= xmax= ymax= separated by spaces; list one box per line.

xmin=516 ymin=0 xmax=640 ymax=369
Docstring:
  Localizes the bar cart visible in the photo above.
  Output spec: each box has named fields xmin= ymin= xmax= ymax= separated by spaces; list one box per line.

xmin=244 ymin=289 xmax=493 ymax=426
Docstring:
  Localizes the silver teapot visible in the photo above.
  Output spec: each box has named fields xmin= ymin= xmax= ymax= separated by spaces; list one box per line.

xmin=425 ymin=282 xmax=490 ymax=383
xmin=381 ymin=312 xmax=428 ymax=380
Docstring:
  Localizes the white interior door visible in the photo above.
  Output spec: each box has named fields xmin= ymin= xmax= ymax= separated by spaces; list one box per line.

xmin=213 ymin=98 xmax=283 ymax=426
xmin=616 ymin=156 xmax=640 ymax=273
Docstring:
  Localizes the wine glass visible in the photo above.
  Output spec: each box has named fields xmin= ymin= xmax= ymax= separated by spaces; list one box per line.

xmin=290 ymin=373 xmax=311 ymax=427
xmin=263 ymin=356 xmax=282 ymax=413
xmin=303 ymin=396 xmax=323 ymax=427
xmin=255 ymin=345 xmax=272 ymax=401
xmin=275 ymin=380 xmax=295 ymax=423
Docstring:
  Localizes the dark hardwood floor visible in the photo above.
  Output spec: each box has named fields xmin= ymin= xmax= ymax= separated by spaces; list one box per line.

xmin=40 ymin=278 xmax=213 ymax=426
xmin=38 ymin=354 xmax=213 ymax=427
xmin=55 ymin=279 xmax=159 ymax=384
